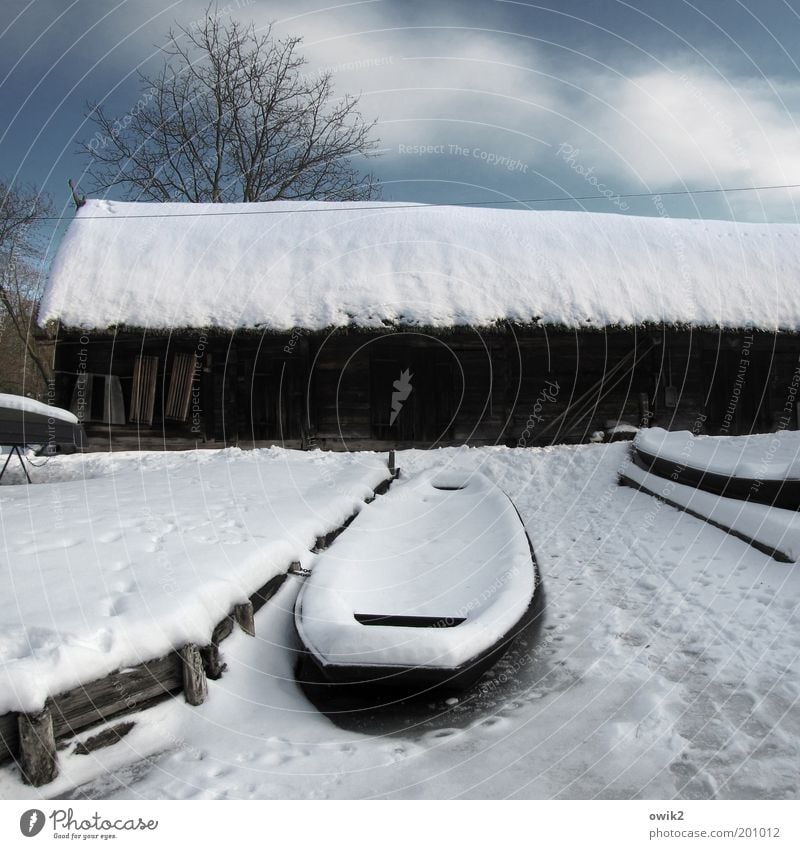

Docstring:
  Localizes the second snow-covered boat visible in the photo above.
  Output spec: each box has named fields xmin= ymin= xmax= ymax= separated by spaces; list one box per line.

xmin=632 ymin=427 xmax=800 ymax=510
xmin=294 ymin=468 xmax=538 ymax=689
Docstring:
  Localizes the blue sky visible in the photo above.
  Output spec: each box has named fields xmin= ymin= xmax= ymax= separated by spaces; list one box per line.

xmin=4 ymin=0 xmax=800 ymax=257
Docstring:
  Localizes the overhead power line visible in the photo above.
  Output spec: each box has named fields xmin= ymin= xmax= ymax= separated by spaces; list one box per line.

xmin=25 ymin=181 xmax=800 ymax=222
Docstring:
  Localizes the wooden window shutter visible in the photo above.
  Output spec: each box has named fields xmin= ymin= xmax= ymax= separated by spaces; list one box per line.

xmin=130 ymin=356 xmax=158 ymax=425
xmin=165 ymin=353 xmax=195 ymax=421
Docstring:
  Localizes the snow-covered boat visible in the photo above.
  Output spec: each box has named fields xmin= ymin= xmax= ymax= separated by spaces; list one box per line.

xmin=0 ymin=393 xmax=85 ymax=452
xmin=294 ymin=469 xmax=538 ymax=689
xmin=632 ymin=427 xmax=800 ymax=509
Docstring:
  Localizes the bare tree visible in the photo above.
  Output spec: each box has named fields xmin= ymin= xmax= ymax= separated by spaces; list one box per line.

xmin=0 ymin=179 xmax=53 ymax=392
xmin=79 ymin=11 xmax=380 ymax=202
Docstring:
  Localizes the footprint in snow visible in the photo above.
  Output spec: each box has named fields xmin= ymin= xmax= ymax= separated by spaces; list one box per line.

xmin=423 ymin=728 xmax=460 ymax=744
xmin=2 ymin=626 xmax=60 ymax=658
xmin=617 ymin=629 xmax=648 ymax=648
xmin=18 ymin=536 xmax=84 ymax=554
xmin=97 ymin=530 xmax=123 ymax=544
xmin=67 ymin=628 xmax=113 ymax=653
xmin=107 ymin=594 xmax=137 ymax=617
xmin=205 ymin=766 xmax=230 ymax=779
xmin=258 ymin=751 xmax=294 ymax=768
xmin=472 ymin=717 xmax=509 ymax=732
xmin=669 ymin=760 xmax=718 ymax=800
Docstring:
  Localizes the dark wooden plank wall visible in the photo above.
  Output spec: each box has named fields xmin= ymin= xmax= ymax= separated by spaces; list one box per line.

xmin=54 ymin=332 xmax=213 ymax=447
xmin=312 ymin=335 xmax=372 ymax=440
xmin=696 ymin=330 xmax=800 ymax=434
xmin=507 ymin=328 xmax=657 ymax=445
xmin=450 ymin=343 xmax=509 ymax=443
xmin=54 ymin=327 xmax=800 ymax=450
xmin=652 ymin=329 xmax=707 ymax=432
xmin=310 ymin=332 xmax=512 ymax=446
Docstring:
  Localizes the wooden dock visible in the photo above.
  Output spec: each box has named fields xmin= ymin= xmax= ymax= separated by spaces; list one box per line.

xmin=0 ymin=458 xmax=397 ymax=787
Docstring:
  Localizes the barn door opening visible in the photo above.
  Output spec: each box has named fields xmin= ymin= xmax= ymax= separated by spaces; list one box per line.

xmin=248 ymin=359 xmax=297 ymax=441
xmin=706 ymin=346 xmax=770 ymax=434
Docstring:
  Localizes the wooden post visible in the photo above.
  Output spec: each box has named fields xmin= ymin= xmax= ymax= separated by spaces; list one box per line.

xmin=201 ymin=616 xmax=232 ymax=679
xmin=200 ymin=644 xmax=226 ymax=680
xmin=234 ymin=601 xmax=255 ymax=636
xmin=18 ymin=707 xmax=58 ymax=786
xmin=180 ymin=645 xmax=208 ymax=706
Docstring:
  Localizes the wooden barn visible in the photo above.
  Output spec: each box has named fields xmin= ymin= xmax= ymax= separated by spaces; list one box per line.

xmin=40 ymin=200 xmax=800 ymax=451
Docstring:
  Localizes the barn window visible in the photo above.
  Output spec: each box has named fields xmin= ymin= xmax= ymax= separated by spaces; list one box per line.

xmin=129 ymin=356 xmax=158 ymax=425
xmin=69 ymin=373 xmax=125 ymax=424
xmin=164 ymin=353 xmax=196 ymax=421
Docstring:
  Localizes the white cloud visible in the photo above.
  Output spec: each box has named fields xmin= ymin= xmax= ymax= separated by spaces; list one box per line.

xmin=583 ymin=68 xmax=800 ymax=185
xmin=547 ymin=66 xmax=800 ymax=220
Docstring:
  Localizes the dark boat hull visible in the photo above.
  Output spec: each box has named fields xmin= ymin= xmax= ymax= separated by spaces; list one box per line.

xmin=632 ymin=445 xmax=800 ymax=510
xmin=298 ymin=574 xmax=540 ymax=692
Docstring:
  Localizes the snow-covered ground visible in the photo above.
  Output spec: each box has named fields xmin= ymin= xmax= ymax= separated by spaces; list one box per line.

xmin=1 ymin=443 xmax=798 ymax=799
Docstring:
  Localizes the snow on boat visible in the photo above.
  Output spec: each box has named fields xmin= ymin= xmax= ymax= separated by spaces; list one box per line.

xmin=0 ymin=393 xmax=85 ymax=452
xmin=294 ymin=468 xmax=538 ymax=689
xmin=632 ymin=427 xmax=800 ymax=509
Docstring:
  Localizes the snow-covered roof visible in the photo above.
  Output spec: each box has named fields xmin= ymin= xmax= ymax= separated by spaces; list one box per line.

xmin=40 ymin=199 xmax=800 ymax=332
